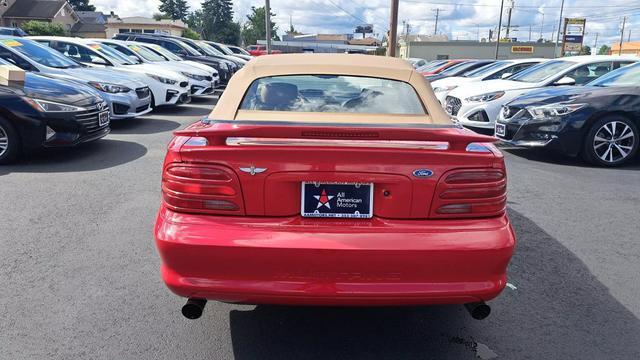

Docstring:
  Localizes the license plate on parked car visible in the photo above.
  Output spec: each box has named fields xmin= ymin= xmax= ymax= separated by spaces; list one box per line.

xmin=98 ymin=111 xmax=110 ymax=127
xmin=495 ymin=123 xmax=506 ymax=137
xmin=301 ymin=182 xmax=373 ymax=218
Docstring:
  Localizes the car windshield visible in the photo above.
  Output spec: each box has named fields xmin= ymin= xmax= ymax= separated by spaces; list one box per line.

xmin=85 ymin=42 xmax=136 ymax=65
xmin=463 ymin=61 xmax=511 ymax=78
xmin=589 ymin=63 xmax=640 ymax=87
xmin=240 ymin=75 xmax=425 ymax=115
xmin=509 ymin=60 xmax=576 ymax=83
xmin=438 ymin=61 xmax=474 ymax=75
xmin=216 ymin=43 xmax=234 ymax=55
xmin=176 ymin=40 xmax=203 ymax=56
xmin=127 ymin=44 xmax=166 ymax=62
xmin=145 ymin=44 xmax=183 ymax=61
xmin=196 ymin=41 xmax=224 ymax=56
xmin=416 ymin=61 xmax=446 ymax=72
xmin=1 ymin=38 xmax=80 ymax=68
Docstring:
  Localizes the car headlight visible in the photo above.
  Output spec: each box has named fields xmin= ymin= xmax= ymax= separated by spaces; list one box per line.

xmin=146 ymin=74 xmax=178 ymax=85
xmin=433 ymin=85 xmax=458 ymax=93
xmin=527 ymin=103 xmax=586 ymax=120
xmin=23 ymin=98 xmax=86 ymax=112
xmin=180 ymin=72 xmax=207 ymax=81
xmin=465 ymin=91 xmax=505 ymax=102
xmin=88 ymin=82 xmax=131 ymax=93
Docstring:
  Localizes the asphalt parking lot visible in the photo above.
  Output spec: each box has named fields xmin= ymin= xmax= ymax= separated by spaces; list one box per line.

xmin=1 ymin=94 xmax=639 ymax=360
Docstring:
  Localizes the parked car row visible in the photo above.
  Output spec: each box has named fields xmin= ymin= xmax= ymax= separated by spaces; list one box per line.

xmin=410 ymin=55 xmax=640 ymax=166
xmin=0 ymin=33 xmax=255 ymax=164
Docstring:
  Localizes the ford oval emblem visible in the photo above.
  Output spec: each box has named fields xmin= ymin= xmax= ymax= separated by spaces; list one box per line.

xmin=413 ymin=169 xmax=434 ymax=178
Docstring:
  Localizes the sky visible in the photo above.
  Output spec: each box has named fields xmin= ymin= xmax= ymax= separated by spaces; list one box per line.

xmin=91 ymin=0 xmax=639 ymax=50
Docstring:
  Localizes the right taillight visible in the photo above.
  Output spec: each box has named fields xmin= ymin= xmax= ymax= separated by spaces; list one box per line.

xmin=162 ymin=163 xmax=244 ymax=215
xmin=430 ymin=169 xmax=507 ymax=219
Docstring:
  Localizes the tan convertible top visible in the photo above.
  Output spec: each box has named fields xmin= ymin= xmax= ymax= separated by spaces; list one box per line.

xmin=210 ymin=54 xmax=453 ymax=125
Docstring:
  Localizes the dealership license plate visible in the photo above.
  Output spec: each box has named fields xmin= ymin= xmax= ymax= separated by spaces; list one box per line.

xmin=301 ymin=182 xmax=373 ymax=218
xmin=98 ymin=111 xmax=110 ymax=127
xmin=495 ymin=123 xmax=506 ymax=137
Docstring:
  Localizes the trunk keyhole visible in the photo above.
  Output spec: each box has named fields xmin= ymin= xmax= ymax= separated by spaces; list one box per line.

xmin=383 ymin=190 xmax=390 ymax=197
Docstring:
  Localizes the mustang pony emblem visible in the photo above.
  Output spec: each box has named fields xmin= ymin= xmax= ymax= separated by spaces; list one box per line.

xmin=239 ymin=166 xmax=267 ymax=175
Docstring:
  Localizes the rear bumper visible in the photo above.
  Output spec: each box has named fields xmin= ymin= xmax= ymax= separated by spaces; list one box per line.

xmin=154 ymin=206 xmax=516 ymax=306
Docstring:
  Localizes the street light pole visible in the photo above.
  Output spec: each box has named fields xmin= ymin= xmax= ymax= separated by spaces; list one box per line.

xmin=494 ymin=0 xmax=505 ymax=59
xmin=265 ymin=0 xmax=272 ymax=54
xmin=619 ymin=16 xmax=626 ymax=55
xmin=554 ymin=0 xmax=565 ymax=58
xmin=388 ymin=0 xmax=399 ymax=57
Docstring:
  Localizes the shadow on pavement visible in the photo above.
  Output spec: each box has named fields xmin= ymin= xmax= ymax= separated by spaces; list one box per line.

xmin=503 ymin=148 xmax=640 ymax=170
xmin=228 ymin=208 xmax=640 ymax=360
xmin=0 ymin=139 xmax=146 ymax=175
xmin=109 ymin=118 xmax=181 ymax=135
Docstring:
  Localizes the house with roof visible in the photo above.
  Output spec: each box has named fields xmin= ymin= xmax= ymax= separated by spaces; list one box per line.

xmin=104 ymin=16 xmax=188 ymax=39
xmin=0 ymin=0 xmax=79 ymax=32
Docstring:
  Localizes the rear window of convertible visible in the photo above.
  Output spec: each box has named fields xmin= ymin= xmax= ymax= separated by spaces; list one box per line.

xmin=239 ymin=75 xmax=426 ymax=115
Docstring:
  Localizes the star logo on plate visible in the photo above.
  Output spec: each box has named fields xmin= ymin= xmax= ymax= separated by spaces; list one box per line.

xmin=314 ymin=189 xmax=334 ymax=209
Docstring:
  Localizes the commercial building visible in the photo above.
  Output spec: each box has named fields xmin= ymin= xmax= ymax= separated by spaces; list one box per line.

xmin=610 ymin=42 xmax=640 ymax=56
xmin=399 ymin=40 xmax=555 ymax=60
xmin=105 ymin=16 xmax=188 ymax=39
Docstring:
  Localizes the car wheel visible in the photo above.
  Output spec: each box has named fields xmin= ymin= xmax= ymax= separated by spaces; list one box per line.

xmin=582 ymin=115 xmax=638 ymax=167
xmin=0 ymin=117 xmax=20 ymax=165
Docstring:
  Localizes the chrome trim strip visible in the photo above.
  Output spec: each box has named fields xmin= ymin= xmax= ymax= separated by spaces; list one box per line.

xmin=226 ymin=137 xmax=450 ymax=150
xmin=202 ymin=119 xmax=461 ymax=129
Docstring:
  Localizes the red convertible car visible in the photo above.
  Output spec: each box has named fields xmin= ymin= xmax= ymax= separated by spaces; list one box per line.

xmin=155 ymin=54 xmax=515 ymax=320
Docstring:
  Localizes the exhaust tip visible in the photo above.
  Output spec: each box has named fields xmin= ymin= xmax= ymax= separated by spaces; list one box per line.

xmin=182 ymin=298 xmax=207 ymax=320
xmin=464 ymin=302 xmax=491 ymax=320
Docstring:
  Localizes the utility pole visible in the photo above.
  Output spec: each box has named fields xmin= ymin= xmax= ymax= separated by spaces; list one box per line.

xmin=619 ymin=16 xmax=626 ymax=55
xmin=265 ymin=0 xmax=272 ymax=54
xmin=433 ymin=8 xmax=442 ymax=35
xmin=628 ymin=29 xmax=632 ymax=42
xmin=594 ymin=32 xmax=599 ymax=54
xmin=539 ymin=9 xmax=544 ymax=40
xmin=554 ymin=0 xmax=565 ymax=58
xmin=529 ymin=25 xmax=532 ymax=41
xmin=476 ymin=23 xmax=480 ymax=42
xmin=505 ymin=0 xmax=514 ymax=40
xmin=495 ymin=0 xmax=505 ymax=59
xmin=388 ymin=0 xmax=399 ymax=57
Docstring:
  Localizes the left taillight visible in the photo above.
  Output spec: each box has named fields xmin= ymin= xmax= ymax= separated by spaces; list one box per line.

xmin=430 ymin=168 xmax=507 ymax=219
xmin=162 ymin=163 xmax=245 ymax=215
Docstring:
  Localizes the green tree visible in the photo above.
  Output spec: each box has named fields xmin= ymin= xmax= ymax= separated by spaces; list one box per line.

xmin=241 ymin=6 xmax=279 ymax=46
xmin=185 ymin=10 xmax=204 ymax=35
xmin=579 ymin=45 xmax=592 ymax=55
xmin=153 ymin=13 xmax=171 ymax=21
xmin=68 ymin=0 xmax=95 ymax=11
xmin=182 ymin=28 xmax=201 ymax=40
xmin=158 ymin=0 xmax=189 ymax=21
xmin=598 ymin=45 xmax=611 ymax=55
xmin=21 ymin=21 xmax=66 ymax=36
xmin=201 ymin=0 xmax=241 ymax=45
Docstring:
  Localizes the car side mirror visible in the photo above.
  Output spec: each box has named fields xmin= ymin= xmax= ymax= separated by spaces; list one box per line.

xmin=177 ymin=49 xmax=188 ymax=57
xmin=128 ymin=55 xmax=141 ymax=63
xmin=554 ymin=76 xmax=576 ymax=86
xmin=500 ymin=72 xmax=512 ymax=79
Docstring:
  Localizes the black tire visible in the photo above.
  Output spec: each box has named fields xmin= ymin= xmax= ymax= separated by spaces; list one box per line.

xmin=582 ymin=115 xmax=639 ymax=167
xmin=0 ymin=117 xmax=20 ymax=165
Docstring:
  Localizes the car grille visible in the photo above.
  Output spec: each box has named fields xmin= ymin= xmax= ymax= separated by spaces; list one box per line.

xmin=75 ymin=102 xmax=108 ymax=132
xmin=445 ymin=96 xmax=462 ymax=116
xmin=205 ymin=76 xmax=212 ymax=81
xmin=179 ymin=81 xmax=188 ymax=88
xmin=136 ymin=105 xmax=149 ymax=113
xmin=135 ymin=87 xmax=150 ymax=99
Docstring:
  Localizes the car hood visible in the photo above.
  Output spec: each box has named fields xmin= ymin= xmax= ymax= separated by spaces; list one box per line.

xmin=14 ymin=72 xmax=103 ymax=107
xmin=182 ymin=60 xmax=218 ymax=75
xmin=116 ymin=63 xmax=188 ymax=81
xmin=60 ymin=68 xmax=148 ymax=88
xmin=508 ymin=85 xmax=640 ymax=107
xmin=448 ymin=78 xmax=536 ymax=98
xmin=430 ymin=76 xmax=476 ymax=88
xmin=151 ymin=61 xmax=210 ymax=76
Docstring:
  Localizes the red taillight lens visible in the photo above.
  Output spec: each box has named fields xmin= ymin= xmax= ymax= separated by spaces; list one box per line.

xmin=162 ymin=164 xmax=244 ymax=215
xmin=431 ymin=168 xmax=507 ymax=219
